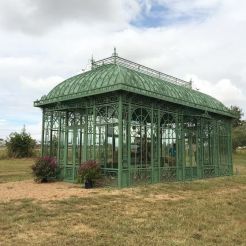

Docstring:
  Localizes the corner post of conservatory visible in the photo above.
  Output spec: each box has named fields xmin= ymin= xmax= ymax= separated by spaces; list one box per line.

xmin=49 ymin=111 xmax=54 ymax=156
xmin=93 ymin=100 xmax=96 ymax=160
xmin=57 ymin=111 xmax=61 ymax=164
xmin=228 ymin=120 xmax=233 ymax=175
xmin=180 ymin=113 xmax=185 ymax=181
xmin=64 ymin=111 xmax=69 ymax=178
xmin=127 ymin=100 xmax=132 ymax=186
xmin=175 ymin=112 xmax=181 ymax=181
xmin=196 ymin=117 xmax=202 ymax=179
xmin=118 ymin=94 xmax=123 ymax=187
xmin=213 ymin=119 xmax=219 ymax=177
xmin=151 ymin=103 xmax=154 ymax=183
xmin=41 ymin=108 xmax=45 ymax=157
xmin=83 ymin=106 xmax=88 ymax=161
xmin=157 ymin=107 xmax=161 ymax=182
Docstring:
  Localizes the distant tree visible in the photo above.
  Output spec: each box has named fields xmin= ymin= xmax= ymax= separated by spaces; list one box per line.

xmin=6 ymin=126 xmax=36 ymax=158
xmin=230 ymin=105 xmax=244 ymax=127
xmin=232 ymin=124 xmax=246 ymax=151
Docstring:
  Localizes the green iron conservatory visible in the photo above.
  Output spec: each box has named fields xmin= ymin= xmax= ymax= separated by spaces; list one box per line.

xmin=34 ymin=49 xmax=234 ymax=187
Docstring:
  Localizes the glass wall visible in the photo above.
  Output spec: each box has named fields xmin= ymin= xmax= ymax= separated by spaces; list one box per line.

xmin=41 ymin=94 xmax=233 ymax=187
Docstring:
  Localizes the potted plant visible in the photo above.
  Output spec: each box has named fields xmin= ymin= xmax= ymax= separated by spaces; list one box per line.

xmin=77 ymin=160 xmax=101 ymax=188
xmin=31 ymin=156 xmax=58 ymax=182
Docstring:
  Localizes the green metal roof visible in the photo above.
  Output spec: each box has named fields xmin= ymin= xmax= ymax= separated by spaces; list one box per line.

xmin=34 ymin=54 xmax=233 ymax=117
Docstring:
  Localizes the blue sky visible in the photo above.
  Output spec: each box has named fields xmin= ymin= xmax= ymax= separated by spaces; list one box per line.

xmin=132 ymin=2 xmax=209 ymax=27
xmin=0 ymin=0 xmax=245 ymax=140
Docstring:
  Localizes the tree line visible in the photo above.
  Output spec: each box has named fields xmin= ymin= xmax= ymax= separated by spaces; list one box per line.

xmin=3 ymin=105 xmax=246 ymax=158
xmin=230 ymin=106 xmax=246 ymax=151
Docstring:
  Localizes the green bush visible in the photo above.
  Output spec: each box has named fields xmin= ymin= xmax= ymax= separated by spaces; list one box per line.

xmin=31 ymin=156 xmax=57 ymax=182
xmin=6 ymin=127 xmax=36 ymax=158
xmin=232 ymin=124 xmax=246 ymax=151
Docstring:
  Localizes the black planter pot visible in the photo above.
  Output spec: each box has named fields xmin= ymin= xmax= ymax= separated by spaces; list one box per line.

xmin=84 ymin=179 xmax=93 ymax=189
xmin=41 ymin=177 xmax=48 ymax=183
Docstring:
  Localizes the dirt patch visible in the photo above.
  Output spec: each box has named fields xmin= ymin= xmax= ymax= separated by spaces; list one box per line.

xmin=0 ymin=180 xmax=103 ymax=202
xmin=72 ymin=224 xmax=96 ymax=235
xmin=0 ymin=180 xmax=189 ymax=202
xmin=144 ymin=194 xmax=185 ymax=202
xmin=16 ymin=230 xmax=55 ymax=241
xmin=214 ymin=186 xmax=246 ymax=195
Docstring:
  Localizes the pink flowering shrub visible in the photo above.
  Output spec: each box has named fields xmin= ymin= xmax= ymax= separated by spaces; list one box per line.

xmin=77 ymin=160 xmax=101 ymax=183
xmin=32 ymin=156 xmax=57 ymax=182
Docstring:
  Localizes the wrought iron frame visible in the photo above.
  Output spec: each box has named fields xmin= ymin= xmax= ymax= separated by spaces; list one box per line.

xmin=41 ymin=91 xmax=233 ymax=187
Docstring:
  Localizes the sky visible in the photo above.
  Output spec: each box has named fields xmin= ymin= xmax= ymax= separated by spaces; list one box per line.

xmin=0 ymin=0 xmax=245 ymax=140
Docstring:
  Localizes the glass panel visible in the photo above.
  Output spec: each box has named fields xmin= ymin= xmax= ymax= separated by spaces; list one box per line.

xmin=87 ymin=111 xmax=94 ymax=160
xmin=51 ymin=130 xmax=58 ymax=158
xmin=130 ymin=108 xmax=151 ymax=168
xmin=160 ymin=113 xmax=176 ymax=167
xmin=106 ymin=124 xmax=118 ymax=168
xmin=67 ymin=130 xmax=73 ymax=165
xmin=59 ymin=130 xmax=65 ymax=164
xmin=184 ymin=118 xmax=197 ymax=167
xmin=75 ymin=128 xmax=83 ymax=165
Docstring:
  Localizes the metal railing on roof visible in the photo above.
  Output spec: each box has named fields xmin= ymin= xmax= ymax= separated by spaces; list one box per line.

xmin=92 ymin=51 xmax=192 ymax=89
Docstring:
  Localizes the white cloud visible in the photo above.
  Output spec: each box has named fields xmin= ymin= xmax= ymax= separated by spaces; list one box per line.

xmin=0 ymin=0 xmax=246 ymax=140
xmin=186 ymin=75 xmax=245 ymax=106
xmin=20 ymin=76 xmax=64 ymax=91
xmin=0 ymin=0 xmax=140 ymax=34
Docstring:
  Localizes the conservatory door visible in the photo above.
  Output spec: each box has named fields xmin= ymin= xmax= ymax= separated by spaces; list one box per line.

xmin=184 ymin=129 xmax=197 ymax=180
xmin=202 ymin=121 xmax=215 ymax=178
xmin=64 ymin=126 xmax=84 ymax=181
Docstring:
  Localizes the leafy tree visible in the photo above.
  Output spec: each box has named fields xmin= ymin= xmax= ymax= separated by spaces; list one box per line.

xmin=230 ymin=105 xmax=244 ymax=127
xmin=232 ymin=124 xmax=246 ymax=151
xmin=6 ymin=127 xmax=36 ymax=158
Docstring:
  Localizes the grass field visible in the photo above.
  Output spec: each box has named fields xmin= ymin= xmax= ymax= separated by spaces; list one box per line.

xmin=0 ymin=152 xmax=245 ymax=245
xmin=0 ymin=158 xmax=34 ymax=183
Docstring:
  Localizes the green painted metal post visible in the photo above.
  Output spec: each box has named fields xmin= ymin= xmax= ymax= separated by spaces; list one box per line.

xmin=175 ymin=113 xmax=180 ymax=180
xmin=83 ymin=108 xmax=88 ymax=162
xmin=228 ymin=122 xmax=233 ymax=175
xmin=50 ymin=112 xmax=54 ymax=156
xmin=127 ymin=101 xmax=131 ymax=186
xmin=57 ymin=111 xmax=61 ymax=166
xmin=41 ymin=109 xmax=45 ymax=157
xmin=93 ymin=102 xmax=96 ymax=160
xmin=214 ymin=120 xmax=219 ymax=176
xmin=151 ymin=105 xmax=154 ymax=183
xmin=72 ymin=126 xmax=76 ymax=181
xmin=118 ymin=95 xmax=123 ymax=187
xmin=157 ymin=108 xmax=161 ymax=182
xmin=181 ymin=114 xmax=185 ymax=181
xmin=64 ymin=111 xmax=68 ymax=179
xmin=197 ymin=118 xmax=202 ymax=179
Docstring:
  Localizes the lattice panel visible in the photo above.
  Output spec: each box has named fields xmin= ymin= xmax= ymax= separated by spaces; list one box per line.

xmin=130 ymin=168 xmax=152 ymax=185
xmin=160 ymin=167 xmax=177 ymax=181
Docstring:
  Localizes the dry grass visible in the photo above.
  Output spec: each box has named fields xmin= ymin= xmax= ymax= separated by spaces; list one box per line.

xmin=0 ymin=151 xmax=245 ymax=245
xmin=0 ymin=158 xmax=34 ymax=183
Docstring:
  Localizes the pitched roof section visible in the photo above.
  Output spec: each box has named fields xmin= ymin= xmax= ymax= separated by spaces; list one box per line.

xmin=34 ymin=54 xmax=233 ymax=117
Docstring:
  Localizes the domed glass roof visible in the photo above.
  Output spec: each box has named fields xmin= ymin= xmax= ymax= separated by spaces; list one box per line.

xmin=34 ymin=53 xmax=233 ymax=117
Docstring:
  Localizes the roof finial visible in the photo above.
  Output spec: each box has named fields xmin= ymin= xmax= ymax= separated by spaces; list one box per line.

xmin=113 ymin=47 xmax=118 ymax=64
xmin=91 ymin=54 xmax=95 ymax=69
xmin=189 ymin=78 xmax=193 ymax=89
